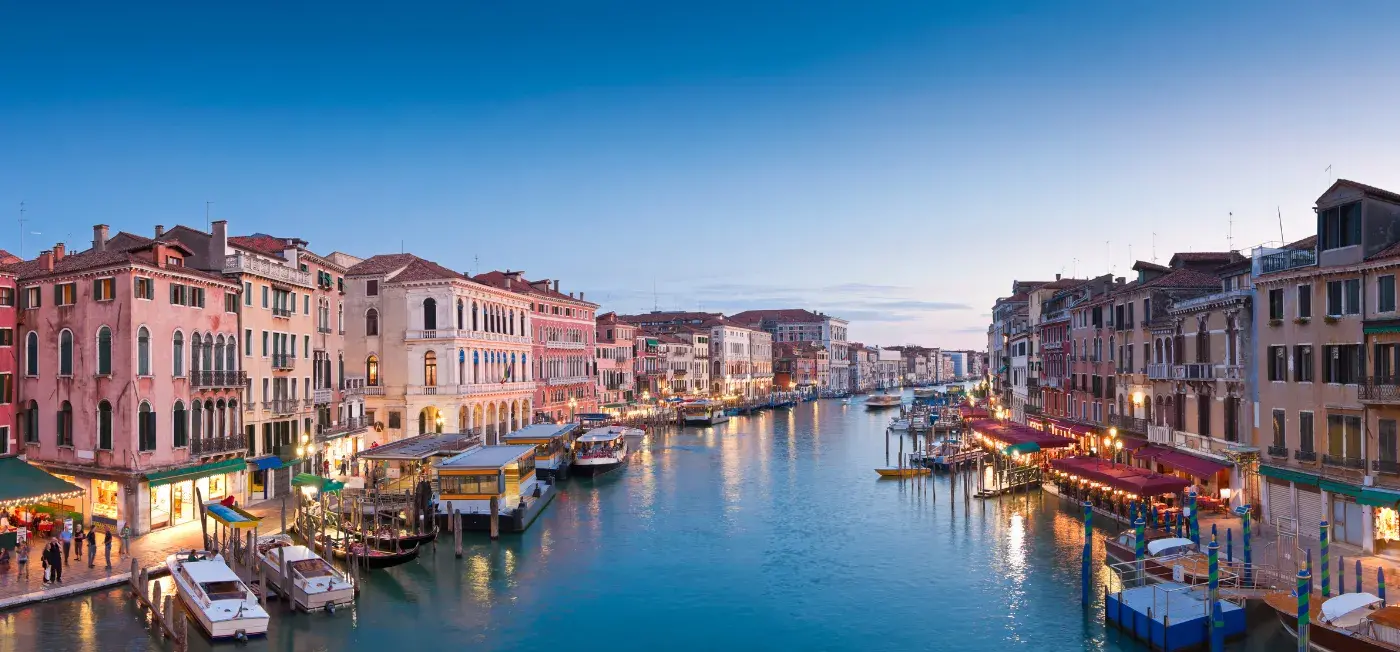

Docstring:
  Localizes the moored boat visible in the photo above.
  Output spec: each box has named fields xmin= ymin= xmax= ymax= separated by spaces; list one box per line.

xmin=503 ymin=422 xmax=580 ymax=480
xmin=913 ymin=388 xmax=937 ymax=399
xmin=1103 ymin=528 xmax=1181 ymax=566
xmin=866 ymin=395 xmax=902 ymax=409
xmin=167 ymin=551 xmax=270 ymax=641
xmin=319 ymin=535 xmax=421 ymax=569
xmin=1264 ymin=590 xmax=1400 ymax=652
xmin=889 ymin=417 xmax=910 ymax=431
xmin=875 ymin=467 xmax=931 ymax=478
xmin=256 ymin=535 xmax=355 ymax=612
xmin=681 ymin=400 xmax=729 ymax=426
xmin=573 ymin=427 xmax=636 ymax=477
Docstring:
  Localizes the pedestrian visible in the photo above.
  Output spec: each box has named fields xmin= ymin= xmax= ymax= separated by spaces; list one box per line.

xmin=17 ymin=538 xmax=28 ymax=578
xmin=45 ymin=539 xmax=62 ymax=584
xmin=85 ymin=526 xmax=97 ymax=568
xmin=51 ymin=539 xmax=64 ymax=583
xmin=120 ymin=522 xmax=131 ymax=558
xmin=103 ymin=526 xmax=113 ymax=569
xmin=60 ymin=522 xmax=72 ymax=563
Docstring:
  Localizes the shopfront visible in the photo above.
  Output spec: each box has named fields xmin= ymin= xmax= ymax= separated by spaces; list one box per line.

xmin=1377 ymin=506 xmax=1400 ymax=553
xmin=144 ymin=458 xmax=246 ymax=532
xmin=91 ymin=479 xmax=122 ymax=526
xmin=0 ymin=457 xmax=85 ymax=549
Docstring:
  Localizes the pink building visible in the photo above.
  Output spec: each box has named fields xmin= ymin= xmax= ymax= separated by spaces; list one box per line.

xmin=595 ymin=312 xmax=636 ymax=408
xmin=0 ymin=259 xmax=17 ymax=456
xmin=15 ymin=227 xmax=244 ymax=534
xmin=473 ymin=271 xmax=599 ymax=422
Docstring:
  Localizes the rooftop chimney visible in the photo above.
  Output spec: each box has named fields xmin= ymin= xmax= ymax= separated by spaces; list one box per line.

xmin=579 ymin=292 xmax=585 ymax=300
xmin=154 ymin=243 xmax=167 ymax=268
xmin=155 ymin=225 xmax=165 ymax=238
xmin=53 ymin=243 xmax=65 ymax=260
xmin=39 ymin=250 xmax=53 ymax=272
xmin=93 ymin=224 xmax=109 ymax=253
xmin=553 ymin=280 xmax=560 ymax=292
xmin=1055 ymin=273 xmax=1061 ymax=280
xmin=210 ymin=220 xmax=228 ymax=268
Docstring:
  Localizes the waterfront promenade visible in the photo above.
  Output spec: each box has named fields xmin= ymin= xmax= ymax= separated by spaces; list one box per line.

xmin=0 ymin=500 xmax=285 ymax=611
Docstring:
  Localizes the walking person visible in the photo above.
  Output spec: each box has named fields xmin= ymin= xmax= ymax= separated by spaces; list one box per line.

xmin=85 ymin=526 xmax=97 ymax=568
xmin=17 ymin=538 xmax=29 ymax=579
xmin=103 ymin=527 xmax=113 ymax=569
xmin=45 ymin=539 xmax=62 ymax=584
xmin=60 ymin=522 xmax=72 ymax=563
xmin=119 ymin=522 xmax=131 ymax=558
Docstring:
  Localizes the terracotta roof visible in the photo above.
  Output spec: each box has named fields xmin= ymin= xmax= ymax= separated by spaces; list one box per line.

xmin=1170 ymin=252 xmax=1236 ymax=263
xmin=345 ymin=253 xmax=420 ymax=277
xmin=0 ymin=250 xmax=20 ymax=266
xmin=391 ymin=258 xmax=467 ymax=283
xmin=102 ymin=231 xmax=156 ymax=252
xmin=8 ymin=236 xmax=227 ymax=284
xmin=617 ymin=311 xmax=722 ymax=324
xmin=228 ymin=234 xmax=290 ymax=258
xmin=1036 ymin=278 xmax=1088 ymax=290
xmin=472 ymin=270 xmax=599 ymax=307
xmin=1132 ymin=260 xmax=1171 ymax=273
xmin=1214 ymin=258 xmax=1253 ymax=275
xmin=1138 ymin=267 xmax=1222 ymax=290
xmin=729 ymin=309 xmax=833 ymax=325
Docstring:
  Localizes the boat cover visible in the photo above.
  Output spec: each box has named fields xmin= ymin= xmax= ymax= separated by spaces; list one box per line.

xmin=1320 ymin=593 xmax=1383 ymax=627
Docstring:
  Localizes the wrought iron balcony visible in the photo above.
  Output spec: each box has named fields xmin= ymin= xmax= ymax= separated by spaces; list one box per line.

xmin=1108 ymin=413 xmax=1150 ymax=436
xmin=1323 ymin=453 xmax=1364 ymax=469
xmin=190 ymin=370 xmax=248 ymax=389
xmin=1359 ymin=376 xmax=1400 ymax=404
xmin=272 ymin=353 xmax=295 ymax=370
xmin=190 ymin=436 xmax=246 ymax=456
xmin=1294 ymin=449 xmax=1318 ymax=463
xmin=316 ymin=416 xmax=369 ymax=441
xmin=1267 ymin=445 xmax=1288 ymax=458
xmin=1374 ymin=459 xmax=1400 ymax=475
xmin=223 ymin=253 xmax=313 ymax=288
xmin=272 ymin=306 xmax=294 ymax=319
xmin=317 ymin=326 xmax=332 ymax=334
xmin=1147 ymin=363 xmax=1172 ymax=380
xmin=263 ymin=399 xmax=299 ymax=415
xmin=1259 ymin=247 xmax=1317 ymax=274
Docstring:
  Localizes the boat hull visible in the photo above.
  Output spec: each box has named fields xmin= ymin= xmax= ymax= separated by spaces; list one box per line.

xmin=573 ymin=457 xmax=625 ymax=477
xmin=176 ymin=590 xmax=270 ymax=640
xmin=1269 ymin=600 xmax=1394 ymax=652
xmin=257 ymin=558 xmax=356 ymax=612
xmin=363 ymin=527 xmax=439 ymax=551
xmin=876 ymin=468 xmax=931 ymax=478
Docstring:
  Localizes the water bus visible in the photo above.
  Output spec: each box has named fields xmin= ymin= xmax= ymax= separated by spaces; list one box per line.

xmin=167 ymin=551 xmax=270 ymax=641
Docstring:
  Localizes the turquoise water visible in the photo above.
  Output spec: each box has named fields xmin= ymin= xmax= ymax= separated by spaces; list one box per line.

xmin=1 ymin=396 xmax=1291 ymax=651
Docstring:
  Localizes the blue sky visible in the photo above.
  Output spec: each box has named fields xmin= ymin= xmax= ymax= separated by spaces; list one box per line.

xmin=5 ymin=2 xmax=1400 ymax=348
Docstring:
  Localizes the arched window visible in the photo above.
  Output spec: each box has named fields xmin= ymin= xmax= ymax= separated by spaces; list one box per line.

xmin=457 ymin=299 xmax=464 ymax=330
xmin=226 ymin=338 xmax=236 ymax=371
xmin=366 ymin=355 xmax=379 ymax=386
xmin=338 ymin=302 xmax=344 ymax=333
xmin=58 ymin=329 xmax=73 ymax=376
xmin=216 ymin=399 xmax=227 ymax=438
xmin=190 ymin=331 xmax=202 ymax=374
xmin=138 ymin=401 xmax=155 ymax=451
xmin=173 ymin=400 xmax=188 ymax=447
xmin=97 ymin=400 xmax=113 ymax=450
xmin=507 ymin=310 xmax=514 ymax=335
xmin=137 ymin=327 xmax=151 ymax=376
xmin=366 ymin=308 xmax=379 ymax=336
xmin=204 ymin=400 xmax=214 ymax=438
xmin=24 ymin=331 xmax=37 ymax=376
xmin=191 ymin=400 xmax=203 ymax=441
xmin=214 ymin=335 xmax=226 ymax=372
xmin=419 ymin=408 xmax=428 ymax=435
xmin=423 ymin=298 xmax=437 ymax=330
xmin=56 ymin=400 xmax=73 ymax=446
xmin=472 ymin=302 xmax=478 ymax=331
xmin=424 ymin=350 xmax=438 ymax=386
xmin=203 ymin=334 xmax=214 ymax=371
xmin=171 ymin=330 xmax=183 ymax=377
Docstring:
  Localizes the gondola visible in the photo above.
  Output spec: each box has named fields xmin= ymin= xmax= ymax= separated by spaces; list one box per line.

xmin=316 ymin=534 xmax=421 ymax=569
xmin=361 ymin=525 xmax=440 ymax=551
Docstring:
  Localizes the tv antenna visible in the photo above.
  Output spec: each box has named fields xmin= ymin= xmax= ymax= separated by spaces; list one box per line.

xmin=18 ymin=202 xmax=26 ymax=259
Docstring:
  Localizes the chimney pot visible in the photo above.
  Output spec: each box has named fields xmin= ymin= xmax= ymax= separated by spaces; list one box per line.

xmin=553 ymin=280 xmax=560 ymax=292
xmin=53 ymin=243 xmax=65 ymax=260
xmin=39 ymin=250 xmax=54 ymax=272
xmin=210 ymin=220 xmax=228 ymax=268
xmin=155 ymin=225 xmax=165 ymax=238
xmin=1055 ymin=273 xmax=1061 ymax=280
xmin=93 ymin=224 xmax=109 ymax=253
xmin=580 ymin=291 xmax=585 ymax=300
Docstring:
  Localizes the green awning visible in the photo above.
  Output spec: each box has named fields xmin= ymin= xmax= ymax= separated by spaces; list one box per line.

xmin=291 ymin=473 xmax=345 ymax=493
xmin=601 ymin=403 xmax=626 ymax=409
xmin=146 ymin=457 xmax=246 ymax=487
xmin=1359 ymin=488 xmax=1400 ymax=508
xmin=1365 ymin=321 xmax=1400 ymax=335
xmin=1004 ymin=442 xmax=1042 ymax=455
xmin=1258 ymin=464 xmax=1320 ymax=487
xmin=1320 ymin=478 xmax=1357 ymax=495
xmin=0 ymin=457 xmax=85 ymax=507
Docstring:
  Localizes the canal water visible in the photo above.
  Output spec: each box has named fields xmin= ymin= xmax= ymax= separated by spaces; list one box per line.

xmin=2 ymin=394 xmax=1292 ymax=652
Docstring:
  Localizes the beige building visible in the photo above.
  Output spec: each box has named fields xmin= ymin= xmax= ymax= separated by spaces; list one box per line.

xmin=344 ymin=254 xmax=534 ymax=447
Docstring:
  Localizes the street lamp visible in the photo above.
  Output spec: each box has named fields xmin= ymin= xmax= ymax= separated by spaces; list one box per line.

xmin=568 ymin=396 xmax=577 ymax=422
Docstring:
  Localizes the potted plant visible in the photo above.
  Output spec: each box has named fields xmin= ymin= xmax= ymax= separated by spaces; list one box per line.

xmin=1268 ymin=318 xmax=1283 ymax=327
xmin=1294 ymin=317 xmax=1310 ymax=325
xmin=1324 ymin=315 xmax=1340 ymax=324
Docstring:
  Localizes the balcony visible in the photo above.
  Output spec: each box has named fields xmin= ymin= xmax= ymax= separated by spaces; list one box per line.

xmin=1359 ymin=377 xmax=1400 ymax=404
xmin=547 ymin=375 xmax=590 ymax=386
xmin=1374 ymin=460 xmax=1400 ymax=475
xmin=316 ymin=416 xmax=370 ymax=441
xmin=314 ymin=388 xmax=333 ymax=405
xmin=407 ymin=386 xmax=441 ymax=395
xmin=407 ymin=329 xmax=464 ymax=340
xmin=1176 ymin=363 xmax=1215 ymax=380
xmin=1148 ymin=360 xmax=1170 ymax=383
xmin=1259 ymin=247 xmax=1317 ymax=275
xmin=223 ymin=253 xmax=313 ymax=288
xmin=1215 ymin=364 xmax=1245 ymax=381
xmin=272 ymin=306 xmax=293 ymax=319
xmin=317 ymin=326 xmax=332 ymax=334
xmin=1294 ymin=449 xmax=1318 ymax=463
xmin=190 ymin=436 xmax=246 ymax=456
xmin=1267 ymin=445 xmax=1289 ymax=458
xmin=1108 ymin=413 xmax=1150 ymax=436
xmin=362 ymin=386 xmax=385 ymax=396
xmin=546 ymin=340 xmax=587 ymax=350
xmin=190 ymin=370 xmax=248 ymax=389
xmin=1323 ymin=454 xmax=1365 ymax=470
xmin=1160 ymin=428 xmax=1254 ymax=460
xmin=272 ymin=354 xmax=295 ymax=370
xmin=1045 ymin=377 xmax=1062 ymax=389
xmin=263 ymin=399 xmax=299 ymax=415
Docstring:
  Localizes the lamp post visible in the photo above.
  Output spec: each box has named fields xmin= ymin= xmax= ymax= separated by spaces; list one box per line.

xmin=568 ymin=397 xmax=577 ymax=422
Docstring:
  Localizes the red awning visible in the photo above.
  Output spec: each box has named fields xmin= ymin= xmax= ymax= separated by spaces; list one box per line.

xmin=959 ymin=406 xmax=990 ymax=419
xmin=1049 ymin=456 xmax=1191 ymax=497
xmin=1120 ymin=438 xmax=1151 ymax=452
xmin=1135 ymin=445 xmax=1230 ymax=479
xmin=968 ymin=419 xmax=1077 ymax=449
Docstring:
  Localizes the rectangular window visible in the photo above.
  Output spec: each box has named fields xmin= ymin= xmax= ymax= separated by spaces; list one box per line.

xmin=388 ymin=411 xmax=401 ymax=429
xmin=134 ymin=276 xmax=155 ymax=300
xmin=1377 ymin=343 xmax=1398 ymax=381
xmin=0 ymin=329 xmax=11 ymax=347
xmin=1298 ymin=284 xmax=1312 ymax=318
xmin=245 ymin=329 xmax=253 ymax=355
xmin=1347 ymin=279 xmax=1362 ymax=315
xmin=52 ymin=282 xmax=76 ymax=306
xmin=169 ymin=283 xmax=187 ymax=306
xmin=0 ymin=288 xmax=12 ymax=307
xmin=1143 ymin=298 xmax=1151 ymax=323
xmin=244 ymin=281 xmax=253 ymax=305
xmin=304 ymin=294 xmax=310 ymax=315
xmin=304 ymin=335 xmax=310 ymax=358
xmin=1269 ymin=289 xmax=1284 ymax=320
xmin=1328 ymin=281 xmax=1343 ymax=316
xmin=0 ymin=373 xmax=11 ymax=404
xmin=1294 ymin=345 xmax=1313 ymax=382
xmin=367 ymin=279 xmax=379 ymax=296
xmin=23 ymin=287 xmax=41 ymax=309
xmin=1323 ymin=344 xmax=1363 ymax=384
xmin=1299 ymin=411 xmax=1314 ymax=452
xmin=1268 ymin=346 xmax=1287 ymax=381
xmin=93 ymin=278 xmax=115 ymax=302
xmin=191 ymin=287 xmax=205 ymax=308
xmin=262 ymin=285 xmax=269 ymax=308
xmin=1272 ymin=409 xmax=1285 ymax=448
xmin=291 ymin=335 xmax=297 ymax=358
xmin=225 ymin=292 xmax=238 ymax=312
xmin=1319 ymin=201 xmax=1362 ymax=251
xmin=262 ymin=330 xmax=269 ymax=357
xmin=1382 ymin=419 xmax=1399 ymax=464
xmin=1326 ymin=413 xmax=1363 ymax=460
xmin=1383 ymin=276 xmax=1397 ymax=313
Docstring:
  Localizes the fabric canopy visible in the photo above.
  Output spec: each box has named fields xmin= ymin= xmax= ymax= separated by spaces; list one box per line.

xmin=959 ymin=406 xmax=989 ymax=419
xmin=1004 ymin=442 xmax=1042 ymax=455
xmin=1120 ymin=438 xmax=1152 ymax=452
xmin=1135 ymin=445 xmax=1230 ymax=479
xmin=1050 ymin=456 xmax=1191 ymax=497
xmin=248 ymin=455 xmax=283 ymax=471
xmin=1259 ymin=464 xmax=1320 ymax=486
xmin=0 ymin=457 xmax=84 ymax=508
xmin=145 ymin=457 xmax=246 ymax=487
xmin=291 ymin=473 xmax=345 ymax=493
xmin=968 ymin=419 xmax=1076 ymax=449
xmin=1039 ymin=416 xmax=1097 ymax=437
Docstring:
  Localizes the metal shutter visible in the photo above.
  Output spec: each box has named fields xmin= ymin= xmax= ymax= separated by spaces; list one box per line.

xmin=1268 ymin=479 xmax=1294 ymax=525
xmin=1298 ymin=486 xmax=1324 ymax=535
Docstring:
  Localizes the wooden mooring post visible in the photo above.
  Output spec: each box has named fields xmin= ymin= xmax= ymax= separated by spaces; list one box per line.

xmin=454 ymin=510 xmax=464 ymax=556
xmin=489 ymin=497 xmax=500 ymax=540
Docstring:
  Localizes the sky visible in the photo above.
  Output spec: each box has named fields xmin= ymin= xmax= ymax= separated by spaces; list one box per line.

xmin=5 ymin=2 xmax=1400 ymax=348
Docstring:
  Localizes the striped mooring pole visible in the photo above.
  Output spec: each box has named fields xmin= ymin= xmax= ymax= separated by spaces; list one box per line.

xmin=1340 ymin=555 xmax=1347 ymax=594
xmin=1226 ymin=527 xmax=1233 ymax=567
xmin=1298 ymin=567 xmax=1311 ymax=652
xmin=1188 ymin=489 xmax=1199 ymax=545
xmin=1307 ymin=548 xmax=1314 ymax=596
xmin=1321 ymin=520 xmax=1331 ymax=598
xmin=1208 ymin=540 xmax=1222 ymax=652
xmin=1242 ymin=511 xmax=1253 ymax=585
xmin=1211 ymin=521 xmax=1217 ymax=544
xmin=1082 ymin=501 xmax=1092 ymax=607
xmin=1358 ymin=559 xmax=1364 ymax=594
xmin=1382 ymin=567 xmax=1389 ymax=606
xmin=1175 ymin=511 xmax=1184 ymax=539
xmin=1134 ymin=517 xmax=1146 ymax=582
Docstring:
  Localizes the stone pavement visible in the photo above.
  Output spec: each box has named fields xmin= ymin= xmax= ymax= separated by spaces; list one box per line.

xmin=1194 ymin=510 xmax=1400 ymax=594
xmin=0 ymin=500 xmax=287 ymax=611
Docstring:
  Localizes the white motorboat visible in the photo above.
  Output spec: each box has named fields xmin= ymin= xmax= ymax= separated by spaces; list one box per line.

xmin=889 ymin=418 xmax=911 ymax=431
xmin=681 ymin=400 xmax=729 ymax=426
xmin=573 ymin=426 xmax=638 ymax=477
xmin=866 ymin=395 xmax=902 ymax=409
xmin=167 ymin=550 xmax=269 ymax=641
xmin=257 ymin=535 xmax=355 ymax=612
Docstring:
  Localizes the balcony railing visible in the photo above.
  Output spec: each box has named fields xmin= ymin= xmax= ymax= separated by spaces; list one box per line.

xmin=1323 ymin=454 xmax=1365 ymax=470
xmin=1267 ymin=445 xmax=1289 ymax=458
xmin=1147 ymin=363 xmax=1172 ymax=380
xmin=1374 ymin=459 xmax=1400 ymax=475
xmin=1215 ymin=364 xmax=1245 ymax=381
xmin=272 ymin=354 xmax=295 ymax=370
xmin=1359 ymin=376 xmax=1400 ymax=403
xmin=1259 ymin=247 xmax=1317 ymax=274
xmin=190 ymin=370 xmax=248 ymax=389
xmin=362 ymin=386 xmax=385 ymax=396
xmin=223 ymin=253 xmax=313 ymax=288
xmin=314 ymin=388 xmax=333 ymax=405
xmin=190 ymin=436 xmax=246 ymax=456
xmin=1164 ymin=428 xmax=1254 ymax=460
xmin=1169 ymin=288 xmax=1252 ymax=313
xmin=1294 ymin=449 xmax=1318 ymax=463
xmin=1108 ymin=413 xmax=1150 ymax=436
xmin=272 ymin=306 xmax=293 ymax=319
xmin=263 ymin=399 xmax=299 ymax=415
xmin=407 ymin=329 xmax=464 ymax=340
xmin=546 ymin=340 xmax=587 ymax=350
xmin=316 ymin=416 xmax=369 ymax=441
xmin=547 ymin=375 xmax=590 ymax=386
xmin=1045 ymin=377 xmax=1062 ymax=389
xmin=1176 ymin=363 xmax=1215 ymax=380
xmin=317 ymin=326 xmax=333 ymax=334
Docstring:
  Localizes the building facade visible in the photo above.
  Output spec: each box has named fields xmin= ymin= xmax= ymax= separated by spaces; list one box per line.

xmin=595 ymin=312 xmax=637 ymax=408
xmin=730 ymin=309 xmax=849 ymax=391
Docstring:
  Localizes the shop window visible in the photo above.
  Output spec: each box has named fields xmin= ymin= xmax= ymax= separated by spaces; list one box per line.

xmin=92 ymin=479 xmax=120 ymax=524
xmin=150 ymin=484 xmax=171 ymax=530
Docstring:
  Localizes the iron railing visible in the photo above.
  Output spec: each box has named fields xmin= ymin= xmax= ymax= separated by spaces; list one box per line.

xmin=1323 ymin=453 xmax=1364 ymax=469
xmin=1259 ymin=248 xmax=1317 ymax=274
xmin=1267 ymin=445 xmax=1288 ymax=458
xmin=1359 ymin=376 xmax=1400 ymax=403
xmin=190 ymin=436 xmax=246 ymax=456
xmin=1294 ymin=449 xmax=1317 ymax=463
xmin=1374 ymin=459 xmax=1400 ymax=475
xmin=190 ymin=370 xmax=247 ymax=389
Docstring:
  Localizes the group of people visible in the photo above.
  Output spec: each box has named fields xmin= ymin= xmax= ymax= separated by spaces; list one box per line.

xmin=0 ymin=516 xmax=130 ymax=587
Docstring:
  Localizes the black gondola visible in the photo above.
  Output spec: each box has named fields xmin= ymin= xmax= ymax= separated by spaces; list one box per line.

xmin=318 ymin=535 xmax=420 ymax=569
xmin=361 ymin=526 xmax=440 ymax=551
